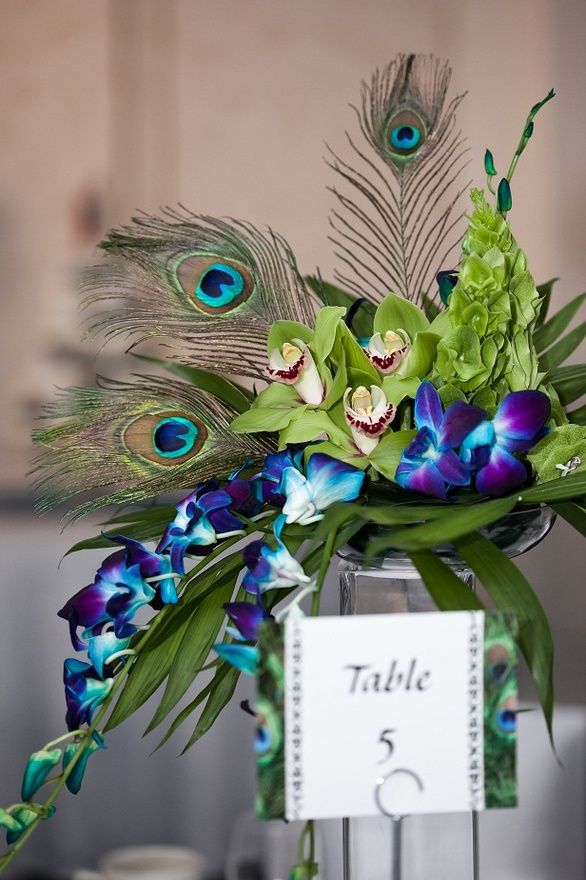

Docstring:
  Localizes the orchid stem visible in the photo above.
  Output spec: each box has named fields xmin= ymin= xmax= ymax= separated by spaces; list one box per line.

xmin=311 ymin=528 xmax=337 ymax=616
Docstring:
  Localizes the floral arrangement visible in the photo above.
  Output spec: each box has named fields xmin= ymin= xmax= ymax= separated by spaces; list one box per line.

xmin=1 ymin=54 xmax=585 ymax=878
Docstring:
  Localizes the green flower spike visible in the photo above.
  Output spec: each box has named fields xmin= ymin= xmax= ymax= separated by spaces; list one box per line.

xmin=21 ymin=749 xmax=62 ymax=802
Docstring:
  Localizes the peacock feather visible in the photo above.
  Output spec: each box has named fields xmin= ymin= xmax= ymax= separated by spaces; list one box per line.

xmin=327 ymin=53 xmax=470 ymax=308
xmin=82 ymin=208 xmax=317 ymax=379
xmin=32 ymin=374 xmax=276 ymax=520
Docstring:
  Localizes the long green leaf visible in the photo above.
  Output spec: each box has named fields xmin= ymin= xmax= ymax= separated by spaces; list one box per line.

xmin=534 ymin=291 xmax=586 ymax=352
xmin=409 ymin=550 xmax=484 ymax=611
xmin=534 ymin=278 xmax=558 ymax=329
xmin=453 ymin=532 xmax=554 ymax=739
xmin=153 ymin=665 xmax=228 ymax=752
xmin=517 ymin=469 xmax=586 ymax=503
xmin=182 ymin=665 xmax=240 ymax=752
xmin=550 ymin=500 xmax=586 ymax=537
xmin=104 ymin=614 xmax=192 ymax=731
xmin=65 ymin=506 xmax=176 ymax=555
xmin=367 ymin=496 xmax=516 ymax=555
xmin=133 ymin=354 xmax=253 ymax=412
xmin=146 ymin=579 xmax=236 ymax=731
xmin=548 ymin=363 xmax=586 ymax=406
xmin=539 ymin=320 xmax=586 ymax=371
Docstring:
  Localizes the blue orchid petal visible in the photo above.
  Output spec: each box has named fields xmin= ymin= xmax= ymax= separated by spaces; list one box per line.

xmin=214 ymin=643 xmax=259 ymax=676
xmin=87 ymin=631 xmax=131 ymax=679
xmin=493 ymin=391 xmax=551 ymax=444
xmin=460 ymin=420 xmax=496 ymax=452
xmin=433 ymin=449 xmax=473 ymax=486
xmin=208 ymin=507 xmax=243 ymax=534
xmin=281 ymin=467 xmax=314 ymax=523
xmin=402 ymin=426 xmax=436 ymax=462
xmin=396 ymin=459 xmax=447 ymax=499
xmin=475 ymin=446 xmax=528 ymax=496
xmin=438 ymin=401 xmax=487 ymax=449
xmin=414 ymin=381 xmax=443 ymax=434
xmin=305 ymin=453 xmax=365 ymax=510
xmin=63 ymin=659 xmax=112 ymax=730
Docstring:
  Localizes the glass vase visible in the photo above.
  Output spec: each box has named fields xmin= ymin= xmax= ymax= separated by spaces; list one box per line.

xmin=335 ymin=505 xmax=555 ymax=880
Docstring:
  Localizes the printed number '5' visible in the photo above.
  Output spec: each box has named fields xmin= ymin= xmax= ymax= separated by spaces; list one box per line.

xmin=378 ymin=728 xmax=396 ymax=763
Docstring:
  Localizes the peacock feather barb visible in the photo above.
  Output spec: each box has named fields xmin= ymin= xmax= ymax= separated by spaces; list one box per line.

xmin=327 ymin=53 xmax=470 ymax=308
xmin=82 ymin=208 xmax=317 ymax=380
xmin=32 ymin=374 xmax=276 ymax=520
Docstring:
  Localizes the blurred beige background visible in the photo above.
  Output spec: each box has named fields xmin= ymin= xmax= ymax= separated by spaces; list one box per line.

xmin=0 ymin=0 xmax=584 ymax=876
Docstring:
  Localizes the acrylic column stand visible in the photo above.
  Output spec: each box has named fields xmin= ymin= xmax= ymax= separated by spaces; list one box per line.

xmin=338 ymin=553 xmax=478 ymax=880
xmin=336 ymin=505 xmax=555 ymax=880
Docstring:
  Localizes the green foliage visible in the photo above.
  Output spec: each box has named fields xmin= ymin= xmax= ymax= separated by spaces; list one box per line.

xmin=527 ymin=424 xmax=586 ymax=482
xmin=131 ymin=355 xmax=253 ymax=413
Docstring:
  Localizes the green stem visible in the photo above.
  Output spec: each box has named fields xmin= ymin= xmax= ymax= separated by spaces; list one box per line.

xmin=310 ymin=528 xmax=337 ymax=616
xmin=44 ymin=730 xmax=87 ymax=750
xmin=296 ymin=819 xmax=315 ymax=864
xmin=505 ymin=89 xmax=555 ymax=184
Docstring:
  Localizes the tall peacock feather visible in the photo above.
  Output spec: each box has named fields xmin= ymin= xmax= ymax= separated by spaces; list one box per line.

xmin=82 ymin=209 xmax=317 ymax=380
xmin=32 ymin=375 xmax=275 ymax=520
xmin=327 ymin=53 xmax=470 ymax=308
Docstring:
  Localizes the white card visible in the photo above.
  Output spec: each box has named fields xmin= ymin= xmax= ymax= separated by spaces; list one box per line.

xmin=284 ymin=611 xmax=485 ymax=820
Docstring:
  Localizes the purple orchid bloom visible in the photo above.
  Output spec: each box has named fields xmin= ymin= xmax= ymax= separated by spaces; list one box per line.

xmin=157 ymin=483 xmax=244 ymax=575
xmin=242 ymin=516 xmax=313 ymax=595
xmin=63 ymin=658 xmax=113 ymax=730
xmin=461 ymin=390 xmax=551 ymax=496
xmin=395 ymin=381 xmax=487 ymax=499
xmin=254 ymin=449 xmax=304 ymax=506
xmin=111 ymin=535 xmax=178 ymax=606
xmin=224 ymin=601 xmax=271 ymax=641
xmin=58 ymin=547 xmax=157 ymax=651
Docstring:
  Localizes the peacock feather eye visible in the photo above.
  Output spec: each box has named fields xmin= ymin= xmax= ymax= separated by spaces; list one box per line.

xmin=152 ymin=417 xmax=199 ymax=459
xmin=496 ymin=706 xmax=517 ymax=735
xmin=386 ymin=109 xmax=427 ymax=158
xmin=172 ymin=254 xmax=253 ymax=314
xmin=123 ymin=410 xmax=207 ymax=466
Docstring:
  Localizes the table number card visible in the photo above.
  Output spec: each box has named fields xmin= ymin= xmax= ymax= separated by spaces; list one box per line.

xmin=256 ymin=611 xmax=517 ymax=822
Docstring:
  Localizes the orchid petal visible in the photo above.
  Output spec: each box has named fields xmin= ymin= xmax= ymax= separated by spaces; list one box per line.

xmin=493 ymin=390 xmax=551 ymax=444
xmin=396 ymin=459 xmax=447 ymax=499
xmin=414 ymin=381 xmax=443 ymax=433
xmin=63 ymin=740 xmax=101 ymax=795
xmin=433 ymin=449 xmax=472 ymax=486
xmin=21 ymin=749 xmax=62 ymax=801
xmin=305 ymin=453 xmax=365 ymax=509
xmin=438 ymin=400 xmax=487 ymax=449
xmin=224 ymin=602 xmax=268 ymax=640
xmin=475 ymin=446 xmax=528 ymax=496
xmin=281 ymin=468 xmax=314 ymax=524
xmin=214 ymin=643 xmax=259 ymax=676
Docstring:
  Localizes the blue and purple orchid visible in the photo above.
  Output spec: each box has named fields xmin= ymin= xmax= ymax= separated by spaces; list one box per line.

xmin=157 ymin=483 xmax=246 ymax=575
xmin=214 ymin=598 xmax=273 ymax=676
xmin=460 ymin=390 xmax=551 ymax=495
xmin=396 ymin=382 xmax=550 ymax=498
xmin=280 ymin=452 xmax=365 ymax=525
xmin=63 ymin=659 xmax=113 ymax=731
xmin=242 ymin=516 xmax=313 ymax=595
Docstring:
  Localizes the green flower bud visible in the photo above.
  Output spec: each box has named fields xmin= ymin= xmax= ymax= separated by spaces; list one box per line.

xmin=497 ymin=178 xmax=512 ymax=213
xmin=484 ymin=149 xmax=497 ymax=176
xmin=21 ymin=749 xmax=61 ymax=802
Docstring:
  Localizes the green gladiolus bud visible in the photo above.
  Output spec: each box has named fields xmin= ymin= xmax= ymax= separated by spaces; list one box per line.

xmin=484 ymin=149 xmax=497 ymax=177
xmin=497 ymin=178 xmax=512 ymax=213
xmin=21 ymin=749 xmax=61 ymax=802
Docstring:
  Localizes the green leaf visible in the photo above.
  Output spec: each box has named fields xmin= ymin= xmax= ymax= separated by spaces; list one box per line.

xmin=305 ymin=276 xmax=375 ymax=339
xmin=146 ymin=579 xmax=236 ymax=731
xmin=409 ymin=550 xmax=484 ymax=610
xmin=549 ymin=363 xmax=586 ymax=406
xmin=534 ymin=291 xmax=586 ymax=352
xmin=368 ymin=430 xmax=416 ymax=481
xmin=453 ymin=532 xmax=554 ymax=739
xmin=132 ymin=355 xmax=252 ymax=413
xmin=311 ymin=307 xmax=346 ymax=363
xmin=65 ymin=506 xmax=176 ymax=555
xmin=550 ymin=501 xmax=586 ymax=537
xmin=367 ymin=496 xmax=517 ymax=555
xmin=534 ymin=278 xmax=559 ymax=329
xmin=517 ymin=468 xmax=586 ymax=503
xmin=539 ymin=320 xmax=586 ymax=372
xmin=231 ymin=403 xmax=307 ymax=433
xmin=105 ymin=615 xmax=192 ymax=731
xmin=154 ymin=663 xmax=230 ymax=751
xmin=567 ymin=404 xmax=586 ymax=425
xmin=374 ymin=293 xmax=429 ymax=340
xmin=267 ymin=320 xmax=313 ymax=353
xmin=182 ymin=665 xmax=240 ymax=752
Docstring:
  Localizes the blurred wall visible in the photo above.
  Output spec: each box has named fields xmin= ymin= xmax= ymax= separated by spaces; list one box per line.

xmin=0 ymin=0 xmax=585 ymax=875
